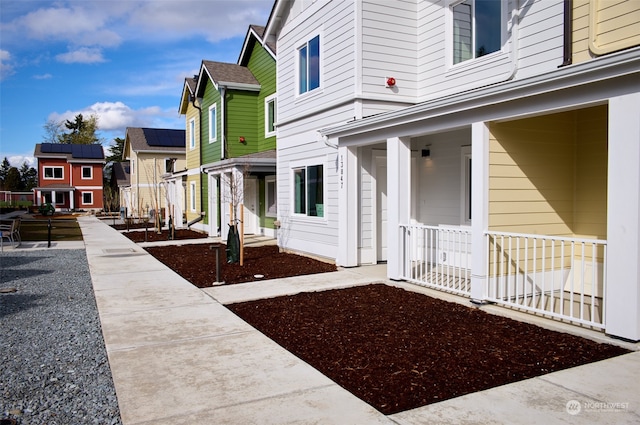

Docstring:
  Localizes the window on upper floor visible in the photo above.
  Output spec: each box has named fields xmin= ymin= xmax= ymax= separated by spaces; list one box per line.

xmin=81 ymin=166 xmax=92 ymax=179
xmin=189 ymin=118 xmax=196 ymax=149
xmin=298 ymin=34 xmax=320 ymax=95
xmin=43 ymin=166 xmax=63 ymax=179
xmin=452 ymin=0 xmax=502 ymax=65
xmin=265 ymin=94 xmax=277 ymax=138
xmin=209 ymin=104 xmax=217 ymax=143
xmin=293 ymin=163 xmax=324 ymax=217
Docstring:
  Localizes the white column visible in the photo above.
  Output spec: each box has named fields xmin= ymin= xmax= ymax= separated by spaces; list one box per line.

xmin=387 ymin=136 xmax=411 ymax=280
xmin=470 ymin=122 xmax=490 ymax=303
xmin=337 ymin=145 xmax=358 ymax=267
xmin=606 ymin=92 xmax=640 ymax=341
xmin=69 ymin=190 xmax=74 ymax=210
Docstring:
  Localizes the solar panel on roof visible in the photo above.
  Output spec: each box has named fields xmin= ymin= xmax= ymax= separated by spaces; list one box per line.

xmin=143 ymin=128 xmax=185 ymax=148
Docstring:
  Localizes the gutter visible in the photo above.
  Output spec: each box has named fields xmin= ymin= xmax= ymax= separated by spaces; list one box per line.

xmin=320 ymin=47 xmax=640 ymax=138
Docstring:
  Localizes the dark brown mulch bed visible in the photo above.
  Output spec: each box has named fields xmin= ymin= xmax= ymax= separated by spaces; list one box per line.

xmin=121 ymin=229 xmax=208 ymax=243
xmin=144 ymin=244 xmax=337 ymax=286
xmin=228 ymin=284 xmax=631 ymax=415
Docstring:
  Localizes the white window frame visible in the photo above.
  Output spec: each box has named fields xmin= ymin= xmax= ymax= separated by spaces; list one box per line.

xmin=164 ymin=158 xmax=173 ymax=174
xmin=296 ymin=32 xmax=322 ymax=96
xmin=447 ymin=0 xmax=506 ymax=68
xmin=461 ymin=146 xmax=472 ymax=225
xmin=189 ymin=118 xmax=196 ymax=150
xmin=265 ymin=175 xmax=277 ymax=218
xmin=208 ymin=104 xmax=217 ymax=144
xmin=291 ymin=158 xmax=325 ymax=219
xmin=81 ymin=166 xmax=92 ymax=179
xmin=81 ymin=191 xmax=93 ymax=205
xmin=190 ymin=181 xmax=196 ymax=212
xmin=43 ymin=166 xmax=64 ymax=180
xmin=264 ymin=94 xmax=277 ymax=138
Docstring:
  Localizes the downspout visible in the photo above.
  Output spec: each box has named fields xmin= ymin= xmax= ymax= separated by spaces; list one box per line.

xmin=190 ymin=92 xmax=204 ymax=217
xmin=559 ymin=0 xmax=573 ymax=67
xmin=220 ymin=86 xmax=226 ymax=160
xmin=320 ymin=131 xmax=339 ymax=149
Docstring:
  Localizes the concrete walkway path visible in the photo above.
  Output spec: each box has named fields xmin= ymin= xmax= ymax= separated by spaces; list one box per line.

xmin=75 ymin=216 xmax=639 ymax=424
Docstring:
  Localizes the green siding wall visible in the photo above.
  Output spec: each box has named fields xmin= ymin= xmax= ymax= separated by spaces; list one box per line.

xmin=247 ymin=42 xmax=277 ymax=152
xmin=201 ymin=79 xmax=222 ymax=165
xmin=226 ymin=90 xmax=259 ymax=158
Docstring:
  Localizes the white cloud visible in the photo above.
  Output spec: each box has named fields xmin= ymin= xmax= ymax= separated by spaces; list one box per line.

xmin=0 ymin=49 xmax=15 ymax=81
xmin=48 ymin=101 xmax=183 ymax=140
xmin=56 ymin=47 xmax=106 ymax=64
xmin=15 ymin=5 xmax=121 ymax=47
xmin=33 ymin=73 xmax=53 ymax=80
xmin=7 ymin=155 xmax=36 ymax=168
xmin=127 ymin=1 xmax=270 ymax=43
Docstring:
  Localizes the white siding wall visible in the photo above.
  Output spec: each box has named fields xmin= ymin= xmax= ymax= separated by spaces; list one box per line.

xmin=277 ymin=0 xmax=356 ymax=125
xmin=361 ymin=0 xmax=418 ymax=102
xmin=413 ymin=129 xmax=470 ymax=226
xmin=417 ymin=0 xmax=565 ymax=100
xmin=515 ymin=0 xmax=565 ymax=78
xmin=277 ymin=105 xmax=355 ymax=260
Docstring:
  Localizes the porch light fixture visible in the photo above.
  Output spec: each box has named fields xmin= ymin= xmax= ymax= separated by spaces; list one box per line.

xmin=421 ymin=148 xmax=431 ymax=158
xmin=239 ymin=136 xmax=246 ymax=144
xmin=385 ymin=77 xmax=396 ymax=88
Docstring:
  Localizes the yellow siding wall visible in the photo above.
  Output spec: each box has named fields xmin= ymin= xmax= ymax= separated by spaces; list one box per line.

xmin=489 ymin=106 xmax=608 ymax=239
xmin=186 ymin=103 xmax=200 ymax=171
xmin=574 ymin=105 xmax=608 ymax=239
xmin=135 ymin=153 xmax=168 ymax=216
xmin=573 ymin=0 xmax=640 ymax=63
xmin=185 ymin=101 xmax=201 ymax=222
xmin=573 ymin=0 xmax=591 ymax=63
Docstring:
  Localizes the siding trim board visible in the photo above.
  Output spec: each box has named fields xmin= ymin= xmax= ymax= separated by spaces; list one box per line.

xmin=320 ymin=47 xmax=640 ymax=142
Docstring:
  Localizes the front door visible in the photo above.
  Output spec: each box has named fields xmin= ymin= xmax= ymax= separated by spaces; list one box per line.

xmin=243 ymin=178 xmax=257 ymax=234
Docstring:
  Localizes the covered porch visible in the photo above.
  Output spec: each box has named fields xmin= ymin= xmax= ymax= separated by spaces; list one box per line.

xmin=324 ymin=55 xmax=640 ymax=340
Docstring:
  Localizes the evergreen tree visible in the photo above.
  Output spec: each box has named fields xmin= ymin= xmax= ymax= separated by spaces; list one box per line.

xmin=43 ymin=114 xmax=104 ymax=145
xmin=106 ymin=137 xmax=125 ymax=163
xmin=19 ymin=162 xmax=38 ymax=191
xmin=4 ymin=167 xmax=21 ymax=191
xmin=0 ymin=157 xmax=11 ymax=189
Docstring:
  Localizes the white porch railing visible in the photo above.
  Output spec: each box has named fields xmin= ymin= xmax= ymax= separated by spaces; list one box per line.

xmin=400 ymin=224 xmax=472 ymax=296
xmin=485 ymin=231 xmax=606 ymax=329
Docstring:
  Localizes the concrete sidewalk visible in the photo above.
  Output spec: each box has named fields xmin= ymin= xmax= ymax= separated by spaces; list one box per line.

xmin=76 ymin=216 xmax=640 ymax=424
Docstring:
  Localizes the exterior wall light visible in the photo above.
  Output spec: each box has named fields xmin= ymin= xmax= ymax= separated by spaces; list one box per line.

xmin=239 ymin=136 xmax=246 ymax=143
xmin=385 ymin=77 xmax=396 ymax=88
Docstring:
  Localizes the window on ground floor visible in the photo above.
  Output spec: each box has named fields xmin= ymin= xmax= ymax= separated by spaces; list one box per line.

xmin=190 ymin=181 xmax=196 ymax=212
xmin=293 ymin=164 xmax=323 ymax=217
xmin=265 ymin=175 xmax=277 ymax=217
xmin=82 ymin=192 xmax=93 ymax=205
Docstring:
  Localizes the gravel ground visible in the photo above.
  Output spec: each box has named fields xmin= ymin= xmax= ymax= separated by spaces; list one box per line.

xmin=0 ymin=250 xmax=122 ymax=425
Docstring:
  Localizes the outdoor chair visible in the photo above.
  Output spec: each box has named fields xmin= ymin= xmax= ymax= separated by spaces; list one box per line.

xmin=0 ymin=219 xmax=21 ymax=250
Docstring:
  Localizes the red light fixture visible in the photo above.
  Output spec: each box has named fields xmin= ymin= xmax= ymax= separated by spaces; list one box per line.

xmin=386 ymin=77 xmax=396 ymax=87
xmin=239 ymin=136 xmax=246 ymax=143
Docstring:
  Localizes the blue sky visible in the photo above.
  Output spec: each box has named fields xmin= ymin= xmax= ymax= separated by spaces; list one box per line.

xmin=0 ymin=0 xmax=274 ymax=167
